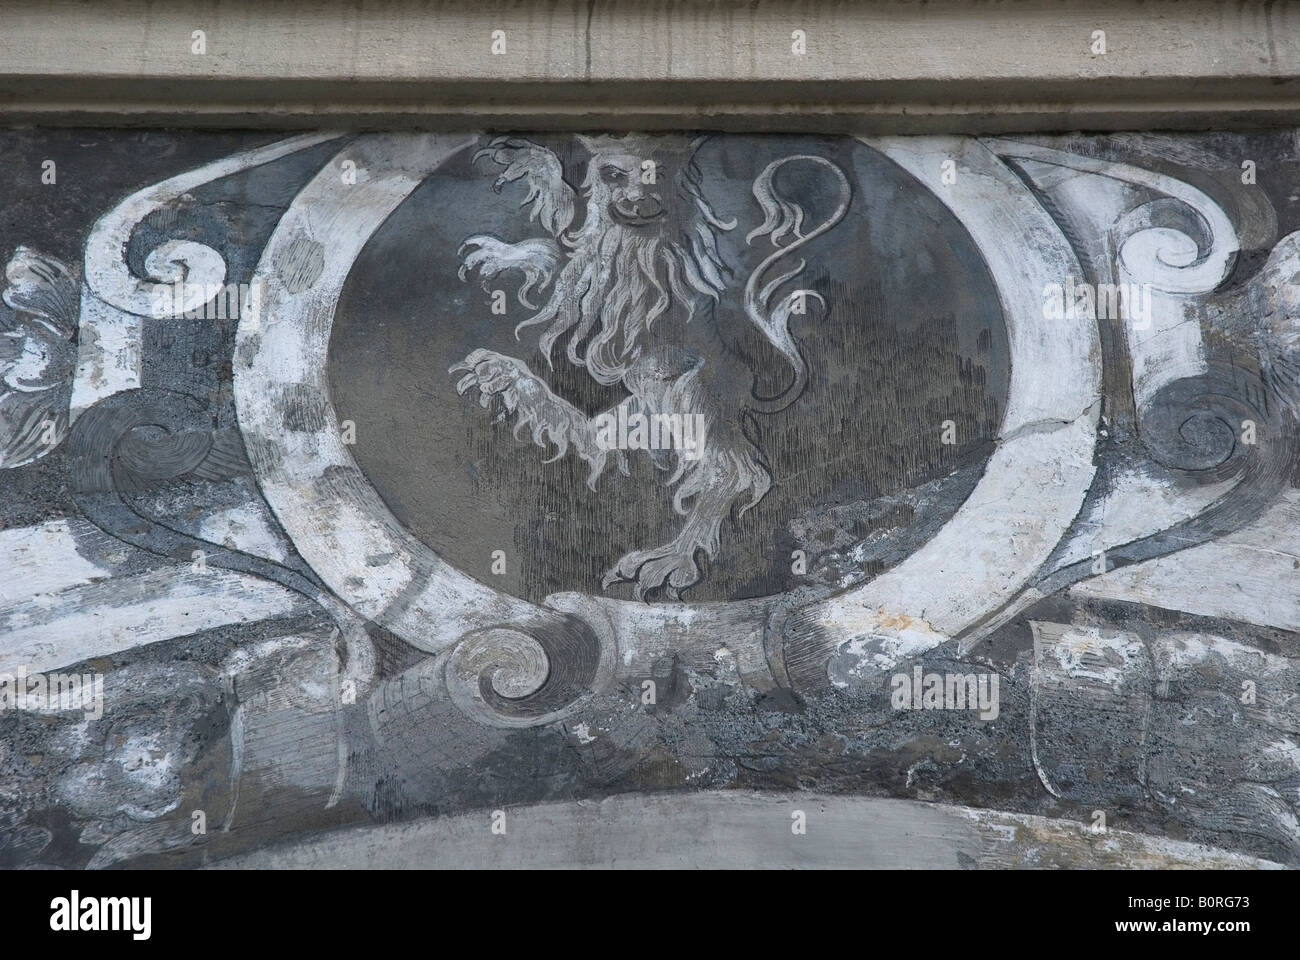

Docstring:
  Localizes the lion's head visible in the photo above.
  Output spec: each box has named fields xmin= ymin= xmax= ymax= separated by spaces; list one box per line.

xmin=516 ymin=135 xmax=737 ymax=385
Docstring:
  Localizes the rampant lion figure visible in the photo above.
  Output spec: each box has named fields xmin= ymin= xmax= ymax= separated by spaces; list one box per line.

xmin=452 ymin=134 xmax=850 ymax=599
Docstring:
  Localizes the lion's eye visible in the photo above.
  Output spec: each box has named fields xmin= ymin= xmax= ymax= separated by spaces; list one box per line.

xmin=602 ymin=166 xmax=627 ymax=183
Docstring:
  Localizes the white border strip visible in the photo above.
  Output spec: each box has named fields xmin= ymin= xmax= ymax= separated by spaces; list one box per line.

xmin=797 ymin=136 xmax=1101 ymax=670
xmin=235 ymin=133 xmax=548 ymax=654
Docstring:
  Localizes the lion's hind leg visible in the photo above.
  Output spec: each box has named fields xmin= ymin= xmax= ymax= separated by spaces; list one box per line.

xmin=602 ymin=441 xmax=771 ymax=601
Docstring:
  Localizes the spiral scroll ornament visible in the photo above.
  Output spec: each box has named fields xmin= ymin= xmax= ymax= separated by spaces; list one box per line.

xmin=443 ymin=614 xmax=603 ymax=728
xmin=1137 ymin=363 xmax=1280 ymax=483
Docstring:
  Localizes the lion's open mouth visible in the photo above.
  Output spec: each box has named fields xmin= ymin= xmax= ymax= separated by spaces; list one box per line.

xmin=609 ymin=201 xmax=666 ymax=226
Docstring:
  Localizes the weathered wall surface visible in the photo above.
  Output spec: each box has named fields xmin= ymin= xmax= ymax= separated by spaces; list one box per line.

xmin=1 ymin=126 xmax=1298 ymax=868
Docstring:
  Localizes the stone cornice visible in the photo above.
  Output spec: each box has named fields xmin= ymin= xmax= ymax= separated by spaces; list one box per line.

xmin=1 ymin=1 xmax=1298 ymax=132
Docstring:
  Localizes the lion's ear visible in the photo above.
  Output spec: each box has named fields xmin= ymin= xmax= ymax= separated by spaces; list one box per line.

xmin=474 ymin=137 xmax=576 ymax=238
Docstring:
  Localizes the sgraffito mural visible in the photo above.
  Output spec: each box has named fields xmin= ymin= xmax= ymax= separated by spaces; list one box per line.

xmin=1 ymin=129 xmax=1299 ymax=868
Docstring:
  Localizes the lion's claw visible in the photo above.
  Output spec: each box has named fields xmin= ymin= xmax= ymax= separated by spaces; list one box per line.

xmin=449 ymin=350 xmax=533 ymax=415
xmin=602 ymin=545 xmax=702 ymax=602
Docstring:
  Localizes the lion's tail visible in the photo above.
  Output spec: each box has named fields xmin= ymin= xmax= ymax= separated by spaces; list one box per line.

xmin=743 ymin=155 xmax=851 ymax=414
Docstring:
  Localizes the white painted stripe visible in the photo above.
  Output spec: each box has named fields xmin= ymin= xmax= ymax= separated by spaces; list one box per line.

xmin=0 ymin=566 xmax=313 ymax=675
xmin=197 ymin=502 xmax=290 ymax=564
xmin=1072 ymin=489 xmax=1300 ymax=632
xmin=1127 ymin=306 xmax=1206 ymax=409
xmin=1052 ymin=468 xmax=1237 ymax=568
xmin=0 ymin=518 xmax=113 ymax=605
xmin=68 ymin=286 xmax=143 ymax=420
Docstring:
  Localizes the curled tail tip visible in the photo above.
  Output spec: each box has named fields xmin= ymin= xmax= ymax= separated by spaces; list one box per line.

xmin=748 ymin=367 xmax=808 ymax=415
